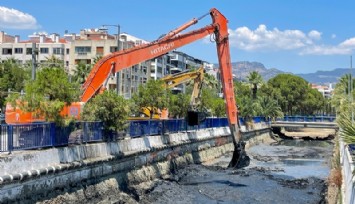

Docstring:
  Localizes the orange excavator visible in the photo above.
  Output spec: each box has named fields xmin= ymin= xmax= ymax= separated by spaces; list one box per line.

xmin=6 ymin=8 xmax=249 ymax=168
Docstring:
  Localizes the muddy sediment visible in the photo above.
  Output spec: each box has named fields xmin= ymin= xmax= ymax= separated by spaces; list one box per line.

xmin=138 ymin=139 xmax=333 ymax=204
xmin=39 ymin=129 xmax=335 ymax=204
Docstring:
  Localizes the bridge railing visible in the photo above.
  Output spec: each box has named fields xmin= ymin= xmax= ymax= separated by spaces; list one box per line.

xmin=0 ymin=117 xmax=267 ymax=153
xmin=276 ymin=116 xmax=336 ymax=122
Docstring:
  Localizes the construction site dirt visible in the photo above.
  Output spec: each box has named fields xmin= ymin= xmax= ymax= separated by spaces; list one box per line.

xmin=135 ymin=138 xmax=333 ymax=204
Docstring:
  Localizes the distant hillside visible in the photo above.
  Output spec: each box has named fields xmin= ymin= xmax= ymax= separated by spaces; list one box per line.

xmin=231 ymin=61 xmax=284 ymax=81
xmin=215 ymin=61 xmax=284 ymax=81
xmin=214 ymin=61 xmax=348 ymax=84
xmin=297 ymin=68 xmax=350 ymax=84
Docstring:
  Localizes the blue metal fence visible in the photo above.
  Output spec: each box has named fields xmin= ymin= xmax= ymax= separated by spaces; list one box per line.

xmin=0 ymin=125 xmax=8 ymax=152
xmin=0 ymin=117 xmax=265 ymax=153
xmin=0 ymin=121 xmax=104 ymax=153
xmin=128 ymin=117 xmax=231 ymax=137
xmin=277 ymin=115 xmax=336 ymax=122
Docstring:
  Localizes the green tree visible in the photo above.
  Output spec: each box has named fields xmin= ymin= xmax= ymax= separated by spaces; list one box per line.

xmin=92 ymin=55 xmax=103 ymax=64
xmin=246 ymin=71 xmax=263 ymax=100
xmin=258 ymin=96 xmax=283 ymax=120
xmin=211 ymin=97 xmax=226 ymax=117
xmin=332 ymin=74 xmax=355 ymax=144
xmin=132 ymin=79 xmax=170 ymax=119
xmin=234 ymin=81 xmax=251 ymax=107
xmin=301 ymin=88 xmax=325 ymax=115
xmin=8 ymin=67 xmax=79 ymax=124
xmin=0 ymin=58 xmax=30 ymax=108
xmin=39 ymin=55 xmax=64 ymax=69
xmin=239 ymin=96 xmax=261 ymax=123
xmin=267 ymin=74 xmax=309 ymax=115
xmin=331 ymin=74 xmax=355 ymax=115
xmin=81 ymin=90 xmax=129 ymax=135
xmin=168 ymin=93 xmax=190 ymax=118
xmin=203 ymin=73 xmax=219 ymax=89
xmin=72 ymin=62 xmax=92 ymax=84
xmin=199 ymin=86 xmax=217 ymax=115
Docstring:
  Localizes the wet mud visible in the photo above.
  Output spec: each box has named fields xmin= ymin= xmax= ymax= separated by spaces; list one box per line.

xmin=136 ymin=139 xmax=333 ymax=204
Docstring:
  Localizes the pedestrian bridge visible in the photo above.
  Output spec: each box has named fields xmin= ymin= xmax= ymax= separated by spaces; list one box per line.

xmin=271 ymin=121 xmax=338 ymax=129
xmin=272 ymin=116 xmax=338 ymax=129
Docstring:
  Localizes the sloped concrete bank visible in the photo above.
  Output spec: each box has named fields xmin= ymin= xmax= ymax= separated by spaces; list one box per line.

xmin=0 ymin=125 xmax=271 ymax=203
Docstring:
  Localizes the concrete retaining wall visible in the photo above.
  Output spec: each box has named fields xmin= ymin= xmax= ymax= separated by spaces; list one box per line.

xmin=0 ymin=124 xmax=271 ymax=203
xmin=340 ymin=139 xmax=355 ymax=204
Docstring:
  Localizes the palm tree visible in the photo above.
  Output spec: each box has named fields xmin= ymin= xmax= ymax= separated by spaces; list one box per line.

xmin=92 ymin=55 xmax=103 ymax=64
xmin=72 ymin=62 xmax=92 ymax=84
xmin=258 ymin=96 xmax=283 ymax=120
xmin=338 ymin=112 xmax=355 ymax=144
xmin=239 ymin=96 xmax=261 ymax=120
xmin=204 ymin=73 xmax=219 ymax=90
xmin=331 ymin=74 xmax=355 ymax=115
xmin=246 ymin=71 xmax=263 ymax=100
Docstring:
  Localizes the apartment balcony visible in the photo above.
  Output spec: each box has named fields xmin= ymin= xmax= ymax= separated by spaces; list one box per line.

xmin=74 ymin=52 xmax=90 ymax=59
xmin=170 ymin=67 xmax=183 ymax=73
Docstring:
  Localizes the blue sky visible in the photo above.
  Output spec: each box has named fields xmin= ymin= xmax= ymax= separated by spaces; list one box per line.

xmin=1 ymin=0 xmax=355 ymax=74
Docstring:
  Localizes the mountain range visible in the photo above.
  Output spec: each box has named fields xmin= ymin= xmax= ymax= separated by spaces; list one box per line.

xmin=219 ymin=61 xmax=350 ymax=85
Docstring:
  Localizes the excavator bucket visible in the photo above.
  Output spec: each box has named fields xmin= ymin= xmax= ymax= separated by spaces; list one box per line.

xmin=228 ymin=141 xmax=250 ymax=168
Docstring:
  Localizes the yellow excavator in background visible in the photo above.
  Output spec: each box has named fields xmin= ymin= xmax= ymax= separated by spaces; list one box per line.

xmin=138 ymin=67 xmax=205 ymax=119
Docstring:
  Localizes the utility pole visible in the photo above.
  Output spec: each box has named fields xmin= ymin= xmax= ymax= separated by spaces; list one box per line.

xmin=31 ymin=42 xmax=37 ymax=80
xmin=100 ymin=25 xmax=121 ymax=95
xmin=116 ymin=25 xmax=121 ymax=95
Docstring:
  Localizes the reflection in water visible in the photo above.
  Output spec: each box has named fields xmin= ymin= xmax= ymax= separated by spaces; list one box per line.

xmin=275 ymin=139 xmax=332 ymax=148
xmin=280 ymin=158 xmax=324 ymax=166
xmin=179 ymin=180 xmax=248 ymax=188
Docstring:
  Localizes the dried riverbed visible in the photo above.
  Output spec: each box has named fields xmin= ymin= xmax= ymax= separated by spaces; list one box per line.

xmin=137 ymin=139 xmax=333 ymax=204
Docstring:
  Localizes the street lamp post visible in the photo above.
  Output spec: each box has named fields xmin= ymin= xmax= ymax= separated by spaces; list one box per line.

xmin=101 ymin=24 xmax=121 ymax=95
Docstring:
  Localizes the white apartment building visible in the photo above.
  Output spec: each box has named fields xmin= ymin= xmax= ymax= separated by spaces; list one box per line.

xmin=0 ymin=31 xmax=67 ymax=67
xmin=311 ymin=83 xmax=334 ymax=98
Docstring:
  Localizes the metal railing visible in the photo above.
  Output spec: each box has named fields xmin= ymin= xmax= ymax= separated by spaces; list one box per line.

xmin=0 ymin=117 xmax=267 ymax=153
xmin=0 ymin=122 xmax=103 ymax=153
xmin=128 ymin=117 xmax=230 ymax=137
xmin=276 ymin=115 xmax=336 ymax=122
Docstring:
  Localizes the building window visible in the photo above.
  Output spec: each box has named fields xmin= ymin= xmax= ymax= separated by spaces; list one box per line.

xmin=109 ymin=46 xmax=118 ymax=53
xmin=66 ymin=48 xmax=70 ymax=55
xmin=53 ymin=48 xmax=63 ymax=55
xmin=40 ymin=48 xmax=49 ymax=54
xmin=157 ymin=66 xmax=163 ymax=74
xmin=2 ymin=48 xmax=12 ymax=55
xmin=74 ymin=59 xmax=91 ymax=65
xmin=14 ymin=48 xmax=23 ymax=54
xmin=96 ymin=47 xmax=104 ymax=55
xmin=75 ymin=46 xmax=91 ymax=54
xmin=26 ymin=48 xmax=32 ymax=55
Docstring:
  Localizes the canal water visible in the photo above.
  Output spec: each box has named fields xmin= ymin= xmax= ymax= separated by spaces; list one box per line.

xmin=139 ymin=139 xmax=333 ymax=204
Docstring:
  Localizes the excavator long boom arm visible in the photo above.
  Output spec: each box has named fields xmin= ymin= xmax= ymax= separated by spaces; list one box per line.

xmin=81 ymin=25 xmax=214 ymax=102
xmin=81 ymin=8 xmax=247 ymax=168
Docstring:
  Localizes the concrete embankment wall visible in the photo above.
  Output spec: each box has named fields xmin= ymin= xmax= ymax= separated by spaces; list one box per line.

xmin=0 ymin=124 xmax=271 ymax=203
xmin=340 ymin=139 xmax=355 ymax=204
